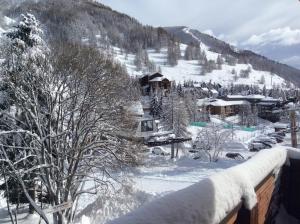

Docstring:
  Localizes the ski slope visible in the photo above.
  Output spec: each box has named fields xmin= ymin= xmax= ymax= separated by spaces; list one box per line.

xmin=113 ymin=43 xmax=286 ymax=89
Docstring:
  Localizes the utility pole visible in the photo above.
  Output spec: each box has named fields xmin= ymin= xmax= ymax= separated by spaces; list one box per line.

xmin=290 ymin=110 xmax=298 ymax=148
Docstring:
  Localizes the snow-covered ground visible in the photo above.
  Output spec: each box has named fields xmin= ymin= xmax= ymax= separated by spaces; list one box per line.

xmin=0 ymin=115 xmax=286 ymax=224
xmin=0 ymin=15 xmax=295 ymax=224
xmin=113 ymin=43 xmax=286 ymax=89
xmin=71 ymin=116 xmax=281 ymax=224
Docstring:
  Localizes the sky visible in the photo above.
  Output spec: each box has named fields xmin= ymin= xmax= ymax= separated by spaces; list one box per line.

xmin=99 ymin=0 xmax=300 ymax=44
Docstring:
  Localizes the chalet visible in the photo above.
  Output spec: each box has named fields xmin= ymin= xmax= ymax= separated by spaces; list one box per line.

xmin=197 ymin=98 xmax=250 ymax=118
xmin=257 ymin=97 xmax=283 ymax=122
xmin=140 ymin=72 xmax=171 ymax=96
xmin=207 ymin=99 xmax=250 ymax=117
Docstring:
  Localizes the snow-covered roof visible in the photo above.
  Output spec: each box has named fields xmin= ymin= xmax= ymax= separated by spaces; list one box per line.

xmin=193 ymin=83 xmax=201 ymax=88
xmin=201 ymin=87 xmax=209 ymax=92
xmin=149 ymin=77 xmax=164 ymax=82
xmin=227 ymin=95 xmax=265 ymax=100
xmin=208 ymin=99 xmax=249 ymax=107
xmin=257 ymin=102 xmax=276 ymax=106
xmin=111 ymin=147 xmax=297 ymax=224
xmin=211 ymin=89 xmax=218 ymax=94
xmin=261 ymin=97 xmax=281 ymax=102
xmin=273 ymin=123 xmax=289 ymax=129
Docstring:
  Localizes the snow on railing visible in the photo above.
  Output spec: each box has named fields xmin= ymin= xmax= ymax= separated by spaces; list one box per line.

xmin=110 ymin=146 xmax=300 ymax=224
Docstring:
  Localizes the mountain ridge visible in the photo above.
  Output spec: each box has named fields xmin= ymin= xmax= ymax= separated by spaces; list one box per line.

xmin=164 ymin=26 xmax=300 ymax=86
xmin=1 ymin=0 xmax=300 ymax=86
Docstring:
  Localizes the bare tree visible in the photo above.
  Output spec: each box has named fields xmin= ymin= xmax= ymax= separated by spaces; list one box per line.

xmin=195 ymin=124 xmax=231 ymax=162
xmin=0 ymin=14 xmax=140 ymax=224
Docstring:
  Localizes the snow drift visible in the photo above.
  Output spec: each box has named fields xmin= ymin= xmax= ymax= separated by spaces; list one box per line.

xmin=110 ymin=147 xmax=299 ymax=224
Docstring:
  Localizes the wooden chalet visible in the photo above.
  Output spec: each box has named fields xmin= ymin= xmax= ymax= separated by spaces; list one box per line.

xmin=206 ymin=99 xmax=250 ymax=117
xmin=140 ymin=72 xmax=171 ymax=96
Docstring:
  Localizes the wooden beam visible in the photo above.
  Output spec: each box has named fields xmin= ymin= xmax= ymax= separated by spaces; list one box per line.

xmin=290 ymin=110 xmax=298 ymax=148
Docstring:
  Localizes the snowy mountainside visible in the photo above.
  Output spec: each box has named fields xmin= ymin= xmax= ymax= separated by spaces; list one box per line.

xmin=164 ymin=26 xmax=300 ymax=86
xmin=0 ymin=0 xmax=297 ymax=88
xmin=113 ymin=44 xmax=286 ymax=89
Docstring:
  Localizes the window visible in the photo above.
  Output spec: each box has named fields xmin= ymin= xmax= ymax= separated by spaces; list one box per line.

xmin=141 ymin=120 xmax=154 ymax=132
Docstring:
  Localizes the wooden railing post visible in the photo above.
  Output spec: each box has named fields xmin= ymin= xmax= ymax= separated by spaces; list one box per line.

xmin=221 ymin=173 xmax=275 ymax=224
xmin=290 ymin=110 xmax=297 ymax=148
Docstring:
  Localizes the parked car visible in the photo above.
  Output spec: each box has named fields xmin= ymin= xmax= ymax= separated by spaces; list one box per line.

xmin=152 ymin=147 xmax=170 ymax=156
xmin=189 ymin=149 xmax=199 ymax=153
xmin=286 ymin=127 xmax=299 ymax=133
xmin=256 ymin=136 xmax=277 ymax=144
xmin=267 ymin=133 xmax=284 ymax=143
xmin=249 ymin=142 xmax=265 ymax=152
xmin=252 ymin=140 xmax=272 ymax=149
xmin=275 ymin=130 xmax=286 ymax=137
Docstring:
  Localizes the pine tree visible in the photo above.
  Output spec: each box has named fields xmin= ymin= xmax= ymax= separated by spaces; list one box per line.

xmin=167 ymin=41 xmax=180 ymax=66
xmin=216 ymin=55 xmax=223 ymax=70
xmin=1 ymin=13 xmax=51 ymax=218
xmin=150 ymin=95 xmax=162 ymax=118
xmin=134 ymin=46 xmax=149 ymax=71
xmin=184 ymin=44 xmax=193 ymax=60
xmin=259 ymin=75 xmax=265 ymax=84
xmin=198 ymin=50 xmax=207 ymax=65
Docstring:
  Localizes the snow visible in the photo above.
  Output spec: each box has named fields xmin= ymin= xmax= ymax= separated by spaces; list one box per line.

xmin=149 ymin=77 xmax=165 ymax=82
xmin=126 ymin=101 xmax=144 ymax=117
xmin=208 ymin=99 xmax=250 ymax=107
xmin=197 ymin=98 xmax=210 ymax=106
xmin=3 ymin=16 xmax=15 ymax=26
xmin=110 ymin=147 xmax=290 ymax=224
xmin=273 ymin=123 xmax=289 ymax=129
xmin=227 ymin=94 xmax=265 ymax=100
xmin=112 ymin=43 xmax=286 ymax=89
xmin=211 ymin=89 xmax=218 ymax=94
xmin=261 ymin=97 xmax=281 ymax=102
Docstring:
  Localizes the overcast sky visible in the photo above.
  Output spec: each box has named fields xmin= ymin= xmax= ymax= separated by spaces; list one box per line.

xmin=100 ymin=0 xmax=300 ymax=44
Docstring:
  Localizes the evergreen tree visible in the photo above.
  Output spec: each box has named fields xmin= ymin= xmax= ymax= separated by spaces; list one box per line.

xmin=259 ymin=75 xmax=265 ymax=84
xmin=198 ymin=50 xmax=207 ymax=65
xmin=150 ymin=95 xmax=162 ymax=118
xmin=167 ymin=41 xmax=180 ymax=66
xmin=1 ymin=13 xmax=51 ymax=218
xmin=216 ymin=55 xmax=223 ymax=70
xmin=224 ymin=54 xmax=237 ymax=66
xmin=134 ymin=46 xmax=149 ymax=71
xmin=184 ymin=43 xmax=201 ymax=60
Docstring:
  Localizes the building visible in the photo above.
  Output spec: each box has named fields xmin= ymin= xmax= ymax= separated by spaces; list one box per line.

xmin=207 ymin=99 xmax=250 ymax=117
xmin=257 ymin=97 xmax=283 ymax=122
xmin=224 ymin=95 xmax=284 ymax=122
xmin=140 ymin=72 xmax=171 ymax=96
xmin=197 ymin=95 xmax=285 ymax=122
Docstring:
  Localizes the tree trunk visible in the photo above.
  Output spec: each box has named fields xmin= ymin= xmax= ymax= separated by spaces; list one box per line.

xmin=53 ymin=212 xmax=64 ymax=224
xmin=171 ymin=143 xmax=175 ymax=159
xmin=29 ymin=181 xmax=36 ymax=214
xmin=175 ymin=143 xmax=179 ymax=158
xmin=4 ymin=172 xmax=15 ymax=224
